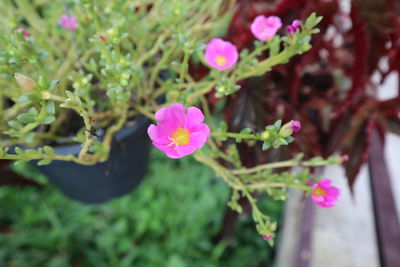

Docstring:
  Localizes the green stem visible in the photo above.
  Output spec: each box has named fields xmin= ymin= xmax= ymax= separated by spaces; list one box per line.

xmin=236 ymin=48 xmax=296 ymax=81
xmin=179 ymin=51 xmax=191 ymax=82
xmin=211 ymin=131 xmax=264 ymax=141
xmin=1 ymin=152 xmax=95 ymax=165
xmin=233 ymin=158 xmax=336 ymax=175
xmin=250 ymin=182 xmax=311 ymax=192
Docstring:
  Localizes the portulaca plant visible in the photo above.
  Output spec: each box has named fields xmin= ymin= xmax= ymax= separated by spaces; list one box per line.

xmin=0 ymin=0 xmax=341 ymax=243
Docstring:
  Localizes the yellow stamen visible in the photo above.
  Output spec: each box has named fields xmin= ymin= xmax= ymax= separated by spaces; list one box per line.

xmin=215 ymin=55 xmax=227 ymax=66
xmin=169 ymin=128 xmax=190 ymax=147
xmin=313 ymin=187 xmax=326 ymax=197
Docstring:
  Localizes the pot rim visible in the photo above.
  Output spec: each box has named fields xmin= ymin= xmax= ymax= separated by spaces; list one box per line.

xmin=50 ymin=116 xmax=151 ymax=156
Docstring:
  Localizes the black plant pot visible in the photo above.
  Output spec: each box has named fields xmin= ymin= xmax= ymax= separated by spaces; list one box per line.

xmin=35 ymin=117 xmax=151 ymax=204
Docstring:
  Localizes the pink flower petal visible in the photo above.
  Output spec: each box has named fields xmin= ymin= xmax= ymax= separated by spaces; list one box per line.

xmin=176 ymin=144 xmax=197 ymax=157
xmin=147 ymin=125 xmax=171 ymax=145
xmin=187 ymin=107 xmax=205 ymax=126
xmin=189 ymin=132 xmax=209 ymax=149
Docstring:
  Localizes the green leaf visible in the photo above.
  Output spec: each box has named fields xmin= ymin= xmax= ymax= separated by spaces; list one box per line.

xmin=17 ymin=113 xmax=36 ymax=123
xmin=8 ymin=120 xmax=23 ymax=130
xmin=273 ymin=120 xmax=282 ymax=129
xmin=240 ymin=128 xmax=252 ymax=134
xmin=25 ymin=92 xmax=41 ymax=103
xmin=17 ymin=94 xmax=29 ymax=102
xmin=14 ymin=160 xmax=25 ymax=166
xmin=285 ymin=136 xmax=295 ymax=143
xmin=28 ymin=107 xmax=38 ymax=116
xmin=47 ymin=80 xmax=60 ymax=91
xmin=277 ymin=138 xmax=288 ymax=146
xmin=305 ymin=12 xmax=317 ymax=29
xmin=220 ymin=121 xmax=227 ymax=132
xmin=25 ymin=149 xmax=41 ymax=156
xmin=3 ymin=129 xmax=18 ymax=136
xmin=24 ymin=132 xmax=35 ymax=144
xmin=43 ymin=146 xmax=55 ymax=155
xmin=45 ymin=101 xmax=55 ymax=114
xmin=15 ymin=147 xmax=25 ymax=155
xmin=37 ymin=159 xmax=52 ymax=166
xmin=269 ymin=37 xmax=281 ymax=57
xmin=262 ymin=142 xmax=271 ymax=151
xmin=43 ymin=115 xmax=56 ymax=125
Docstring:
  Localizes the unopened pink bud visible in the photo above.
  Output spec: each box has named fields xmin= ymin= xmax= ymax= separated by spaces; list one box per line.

xmin=18 ymin=26 xmax=30 ymax=38
xmin=290 ymin=120 xmax=301 ymax=133
xmin=262 ymin=235 xmax=273 ymax=241
xmin=286 ymin=20 xmax=302 ymax=35
xmin=341 ymin=154 xmax=349 ymax=163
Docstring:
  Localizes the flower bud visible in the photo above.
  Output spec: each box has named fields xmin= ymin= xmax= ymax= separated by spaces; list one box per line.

xmin=279 ymin=120 xmax=301 ymax=137
xmin=41 ymin=91 xmax=51 ymax=100
xmin=262 ymin=235 xmax=273 ymax=241
xmin=279 ymin=121 xmax=294 ymax=137
xmin=341 ymin=154 xmax=349 ymax=163
xmin=14 ymin=73 xmax=37 ymax=91
xmin=261 ymin=131 xmax=270 ymax=140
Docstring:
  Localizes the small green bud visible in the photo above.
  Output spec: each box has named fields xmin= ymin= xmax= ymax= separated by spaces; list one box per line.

xmin=41 ymin=91 xmax=51 ymax=100
xmin=261 ymin=131 xmax=270 ymax=140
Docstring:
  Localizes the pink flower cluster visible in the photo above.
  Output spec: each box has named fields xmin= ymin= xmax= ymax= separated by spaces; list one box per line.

xmin=150 ymin=15 xmax=305 ymax=158
xmin=58 ymin=14 xmax=78 ymax=31
xmin=204 ymin=16 xmax=302 ymax=70
xmin=311 ymin=179 xmax=340 ymax=208
xmin=147 ymin=103 xmax=210 ymax=158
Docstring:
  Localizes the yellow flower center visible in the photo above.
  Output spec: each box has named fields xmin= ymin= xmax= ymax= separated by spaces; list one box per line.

xmin=313 ymin=186 xmax=326 ymax=197
xmin=215 ymin=55 xmax=227 ymax=66
xmin=170 ymin=128 xmax=190 ymax=146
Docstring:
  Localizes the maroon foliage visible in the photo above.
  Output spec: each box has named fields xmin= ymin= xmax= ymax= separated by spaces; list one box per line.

xmin=219 ymin=0 xmax=400 ymax=188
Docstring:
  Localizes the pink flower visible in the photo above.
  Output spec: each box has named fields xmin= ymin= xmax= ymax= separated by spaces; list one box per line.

xmin=147 ymin=103 xmax=210 ymax=158
xmin=205 ymin=38 xmax=239 ymax=70
xmin=17 ymin=26 xmax=30 ymax=38
xmin=290 ymin=120 xmax=301 ymax=133
xmin=250 ymin=15 xmax=282 ymax=41
xmin=58 ymin=14 xmax=78 ymax=31
xmin=262 ymin=235 xmax=273 ymax=241
xmin=286 ymin=20 xmax=302 ymax=35
xmin=311 ymin=179 xmax=340 ymax=208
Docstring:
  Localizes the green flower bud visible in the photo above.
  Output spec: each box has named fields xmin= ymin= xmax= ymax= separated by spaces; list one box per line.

xmin=279 ymin=121 xmax=294 ymax=137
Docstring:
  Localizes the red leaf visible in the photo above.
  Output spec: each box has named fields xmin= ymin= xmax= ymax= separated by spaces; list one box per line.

xmin=332 ymin=6 xmax=369 ymax=118
xmin=343 ymin=118 xmax=375 ymax=190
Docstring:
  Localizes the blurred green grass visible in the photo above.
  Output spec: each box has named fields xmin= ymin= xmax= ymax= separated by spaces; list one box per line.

xmin=0 ymin=149 xmax=282 ymax=267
